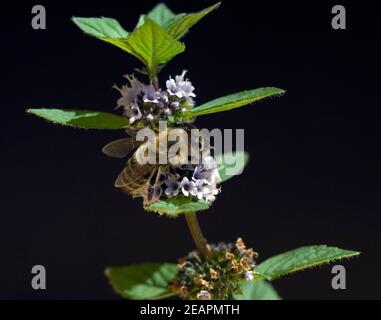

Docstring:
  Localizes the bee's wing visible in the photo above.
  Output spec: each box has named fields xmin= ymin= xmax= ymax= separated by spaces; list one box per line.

xmin=102 ymin=138 xmax=135 ymax=158
xmin=125 ymin=128 xmax=139 ymax=139
xmin=115 ymin=160 xmax=156 ymax=188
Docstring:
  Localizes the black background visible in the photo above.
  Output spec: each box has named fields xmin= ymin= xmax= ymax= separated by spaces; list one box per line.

xmin=1 ymin=0 xmax=380 ymax=299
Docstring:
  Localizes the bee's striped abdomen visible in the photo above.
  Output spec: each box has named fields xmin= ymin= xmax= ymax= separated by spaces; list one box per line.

xmin=115 ymin=154 xmax=157 ymax=201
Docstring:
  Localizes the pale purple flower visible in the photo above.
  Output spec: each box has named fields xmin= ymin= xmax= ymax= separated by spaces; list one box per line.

xmin=202 ymin=183 xmax=220 ymax=203
xmin=180 ymin=177 xmax=196 ymax=197
xmin=166 ymin=71 xmax=196 ymax=99
xmin=166 ymin=78 xmax=178 ymax=96
xmin=143 ymin=84 xmax=161 ymax=103
xmin=192 ymin=156 xmax=221 ymax=186
xmin=244 ymin=271 xmax=254 ymax=282
xmin=165 ymin=177 xmax=180 ymax=196
xmin=128 ymin=104 xmax=142 ymax=124
xmin=176 ymin=70 xmax=196 ymax=98
xmin=194 ymin=180 xmax=208 ymax=200
xmin=202 ymin=155 xmax=218 ymax=171
xmin=114 ymin=75 xmax=144 ymax=108
xmin=192 ymin=166 xmax=211 ymax=182
xmin=193 ymin=178 xmax=220 ymax=203
xmin=197 ymin=290 xmax=211 ymax=300
xmin=182 ymin=84 xmax=195 ymax=97
xmin=175 ymin=71 xmax=186 ymax=83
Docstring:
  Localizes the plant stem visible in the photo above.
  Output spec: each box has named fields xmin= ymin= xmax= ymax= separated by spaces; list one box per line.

xmin=153 ymin=76 xmax=159 ymax=90
xmin=184 ymin=212 xmax=210 ymax=258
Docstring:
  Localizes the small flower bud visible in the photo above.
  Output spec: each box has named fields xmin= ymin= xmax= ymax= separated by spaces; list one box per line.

xmin=170 ymin=101 xmax=180 ymax=109
xmin=236 ymin=237 xmax=246 ymax=251
xmin=226 ymin=252 xmax=235 ymax=260
xmin=209 ymin=268 xmax=218 ymax=280
xmin=201 ymin=279 xmax=213 ymax=289
xmin=194 ymin=274 xmax=204 ymax=286
xmin=180 ymin=286 xmax=188 ymax=297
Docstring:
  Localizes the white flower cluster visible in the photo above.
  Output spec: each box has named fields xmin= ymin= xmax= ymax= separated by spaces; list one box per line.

xmin=164 ymin=156 xmax=221 ymax=203
xmin=114 ymin=71 xmax=195 ymax=125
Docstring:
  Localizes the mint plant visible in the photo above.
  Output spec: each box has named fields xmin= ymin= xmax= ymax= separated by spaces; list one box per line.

xmin=27 ymin=2 xmax=359 ymax=300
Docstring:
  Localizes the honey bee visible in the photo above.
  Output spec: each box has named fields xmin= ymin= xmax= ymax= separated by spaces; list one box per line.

xmin=102 ymin=127 xmax=205 ymax=206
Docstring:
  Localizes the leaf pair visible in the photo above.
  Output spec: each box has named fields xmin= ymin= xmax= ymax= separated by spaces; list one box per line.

xmin=101 ymin=20 xmax=185 ymax=79
xmin=106 ymin=245 xmax=359 ymax=300
xmin=27 ymin=87 xmax=285 ymax=130
xmin=72 ymin=3 xmax=221 ymax=79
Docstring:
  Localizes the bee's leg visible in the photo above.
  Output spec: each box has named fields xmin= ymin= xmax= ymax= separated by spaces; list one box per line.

xmin=147 ymin=166 xmax=168 ymax=204
xmin=156 ymin=166 xmax=168 ymax=183
xmin=145 ymin=166 xmax=158 ymax=205
xmin=145 ymin=186 xmax=154 ymax=206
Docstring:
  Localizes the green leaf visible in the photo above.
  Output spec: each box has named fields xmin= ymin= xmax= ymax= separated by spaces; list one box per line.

xmin=72 ymin=17 xmax=129 ymax=38
xmin=105 ymin=263 xmax=178 ymax=300
xmin=162 ymin=14 xmax=186 ymax=29
xmin=215 ymin=151 xmax=249 ymax=183
xmin=73 ymin=16 xmax=184 ymax=78
xmin=106 ymin=19 xmax=185 ymax=79
xmin=184 ymin=87 xmax=285 ymax=118
xmin=27 ymin=108 xmax=129 ymax=129
xmin=234 ymin=280 xmax=281 ymax=300
xmin=136 ymin=3 xmax=176 ymax=28
xmin=147 ymin=197 xmax=210 ymax=216
xmin=256 ymin=245 xmax=360 ymax=281
xmin=166 ymin=2 xmax=221 ymax=40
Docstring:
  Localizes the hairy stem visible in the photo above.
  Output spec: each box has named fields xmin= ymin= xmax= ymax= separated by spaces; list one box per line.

xmin=184 ymin=212 xmax=210 ymax=258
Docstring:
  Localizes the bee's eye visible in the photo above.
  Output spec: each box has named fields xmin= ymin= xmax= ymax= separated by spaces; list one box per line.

xmin=158 ymin=174 xmax=166 ymax=182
